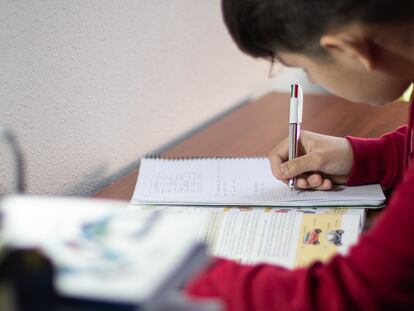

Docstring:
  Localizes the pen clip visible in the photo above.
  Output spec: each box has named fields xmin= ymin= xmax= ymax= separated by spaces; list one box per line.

xmin=295 ymin=82 xmax=303 ymax=124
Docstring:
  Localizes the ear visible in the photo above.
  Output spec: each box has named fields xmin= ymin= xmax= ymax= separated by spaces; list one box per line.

xmin=320 ymin=32 xmax=375 ymax=71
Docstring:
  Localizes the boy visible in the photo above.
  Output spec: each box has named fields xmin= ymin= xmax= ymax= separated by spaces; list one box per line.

xmin=185 ymin=1 xmax=414 ymax=310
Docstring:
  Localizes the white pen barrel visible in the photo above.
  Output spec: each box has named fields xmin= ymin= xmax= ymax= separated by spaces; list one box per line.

xmin=289 ymin=98 xmax=299 ymax=124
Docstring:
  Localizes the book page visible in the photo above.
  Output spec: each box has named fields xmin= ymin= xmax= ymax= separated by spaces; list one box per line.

xmin=132 ymin=158 xmax=385 ymax=207
xmin=131 ymin=205 xmax=365 ymax=268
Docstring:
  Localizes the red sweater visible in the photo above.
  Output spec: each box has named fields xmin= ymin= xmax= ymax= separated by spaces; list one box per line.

xmin=185 ymin=99 xmax=414 ymax=311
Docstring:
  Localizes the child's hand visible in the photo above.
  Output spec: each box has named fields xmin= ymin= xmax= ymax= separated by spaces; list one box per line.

xmin=268 ymin=131 xmax=354 ymax=190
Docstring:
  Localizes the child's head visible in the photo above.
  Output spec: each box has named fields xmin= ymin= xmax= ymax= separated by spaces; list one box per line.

xmin=222 ymin=0 xmax=414 ymax=104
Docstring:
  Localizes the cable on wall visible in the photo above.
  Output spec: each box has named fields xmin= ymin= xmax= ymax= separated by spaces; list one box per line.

xmin=0 ymin=126 xmax=25 ymax=194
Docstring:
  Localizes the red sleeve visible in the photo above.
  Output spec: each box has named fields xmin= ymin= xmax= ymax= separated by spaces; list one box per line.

xmin=345 ymin=125 xmax=407 ymax=189
xmin=185 ymin=164 xmax=414 ymax=311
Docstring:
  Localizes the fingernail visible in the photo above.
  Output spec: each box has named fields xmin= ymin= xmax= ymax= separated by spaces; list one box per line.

xmin=279 ymin=165 xmax=287 ymax=176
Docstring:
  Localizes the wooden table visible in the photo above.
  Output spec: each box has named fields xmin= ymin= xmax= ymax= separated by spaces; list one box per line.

xmin=95 ymin=92 xmax=409 ymax=206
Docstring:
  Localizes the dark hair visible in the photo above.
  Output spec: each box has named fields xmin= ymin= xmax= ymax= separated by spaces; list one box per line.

xmin=222 ymin=0 xmax=414 ymax=60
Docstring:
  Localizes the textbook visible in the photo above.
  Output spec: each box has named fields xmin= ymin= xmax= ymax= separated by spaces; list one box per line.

xmin=131 ymin=205 xmax=366 ymax=268
xmin=131 ymin=157 xmax=385 ymax=208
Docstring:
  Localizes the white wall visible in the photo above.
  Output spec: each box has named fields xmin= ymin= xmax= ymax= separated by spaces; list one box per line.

xmin=0 ymin=1 xmax=321 ymax=196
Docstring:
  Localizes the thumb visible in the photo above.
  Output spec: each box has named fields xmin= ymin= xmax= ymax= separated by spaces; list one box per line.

xmin=278 ymin=153 xmax=323 ymax=179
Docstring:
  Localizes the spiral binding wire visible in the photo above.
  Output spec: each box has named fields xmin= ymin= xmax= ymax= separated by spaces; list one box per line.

xmin=144 ymin=153 xmax=266 ymax=161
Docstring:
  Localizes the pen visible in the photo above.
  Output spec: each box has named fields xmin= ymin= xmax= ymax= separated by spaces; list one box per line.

xmin=288 ymin=83 xmax=303 ymax=190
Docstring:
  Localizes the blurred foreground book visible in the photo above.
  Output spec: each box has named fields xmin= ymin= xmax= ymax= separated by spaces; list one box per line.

xmin=0 ymin=196 xmax=212 ymax=310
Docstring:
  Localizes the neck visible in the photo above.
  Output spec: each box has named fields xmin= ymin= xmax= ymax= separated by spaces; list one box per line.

xmin=371 ymin=22 xmax=414 ymax=80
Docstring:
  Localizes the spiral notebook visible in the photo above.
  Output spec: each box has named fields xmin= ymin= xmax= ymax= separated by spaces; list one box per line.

xmin=131 ymin=157 xmax=385 ymax=208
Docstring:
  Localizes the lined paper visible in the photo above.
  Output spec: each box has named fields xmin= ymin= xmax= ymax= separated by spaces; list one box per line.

xmin=131 ymin=158 xmax=385 ymax=208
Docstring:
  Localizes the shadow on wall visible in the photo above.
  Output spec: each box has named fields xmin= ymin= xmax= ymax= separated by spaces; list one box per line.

xmin=61 ymin=164 xmax=108 ymax=196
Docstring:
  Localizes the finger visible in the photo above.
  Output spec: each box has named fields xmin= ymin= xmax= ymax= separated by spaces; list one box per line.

xmin=284 ymin=173 xmax=312 ymax=189
xmin=315 ymin=178 xmax=332 ymax=190
xmin=296 ymin=177 xmax=309 ymax=189
xmin=306 ymin=174 xmax=323 ymax=188
xmin=295 ymin=177 xmax=332 ymax=190
xmin=279 ymin=179 xmax=288 ymax=186
xmin=295 ymin=175 xmax=323 ymax=189
xmin=268 ymin=139 xmax=289 ymax=178
xmin=278 ymin=153 xmax=324 ymax=180
xmin=268 ymin=155 xmax=283 ymax=179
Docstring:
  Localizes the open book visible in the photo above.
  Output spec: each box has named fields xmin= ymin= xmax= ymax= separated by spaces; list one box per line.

xmin=131 ymin=157 xmax=385 ymax=208
xmin=131 ymin=205 xmax=366 ymax=269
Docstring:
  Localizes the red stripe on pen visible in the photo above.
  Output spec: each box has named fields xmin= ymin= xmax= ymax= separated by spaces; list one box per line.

xmin=294 ymin=84 xmax=298 ymax=98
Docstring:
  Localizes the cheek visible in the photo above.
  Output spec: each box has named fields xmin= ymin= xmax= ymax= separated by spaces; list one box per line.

xmin=308 ymin=70 xmax=350 ymax=97
xmin=304 ymin=70 xmax=316 ymax=84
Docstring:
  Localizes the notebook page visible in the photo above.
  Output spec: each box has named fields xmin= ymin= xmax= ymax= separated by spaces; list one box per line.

xmin=131 ymin=158 xmax=385 ymax=207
